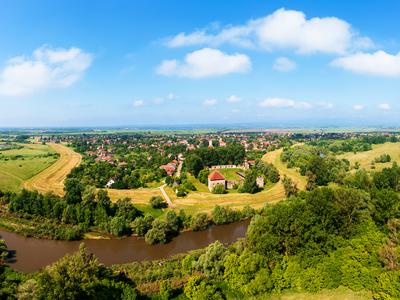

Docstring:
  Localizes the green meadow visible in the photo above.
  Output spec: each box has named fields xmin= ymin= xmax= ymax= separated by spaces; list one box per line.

xmin=0 ymin=143 xmax=58 ymax=192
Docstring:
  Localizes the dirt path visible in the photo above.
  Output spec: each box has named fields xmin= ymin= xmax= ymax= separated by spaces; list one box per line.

xmin=23 ymin=143 xmax=82 ymax=196
xmin=160 ymin=184 xmax=174 ymax=207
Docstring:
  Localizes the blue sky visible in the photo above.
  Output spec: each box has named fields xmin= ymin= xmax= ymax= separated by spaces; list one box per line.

xmin=1 ymin=0 xmax=400 ymax=127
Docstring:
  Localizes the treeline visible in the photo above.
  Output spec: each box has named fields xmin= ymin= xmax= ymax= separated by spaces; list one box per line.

xmin=185 ymin=143 xmax=245 ymax=177
xmin=1 ymin=181 xmax=256 ymax=243
xmin=281 ymin=145 xmax=350 ymax=188
xmin=308 ymin=135 xmax=398 ymax=154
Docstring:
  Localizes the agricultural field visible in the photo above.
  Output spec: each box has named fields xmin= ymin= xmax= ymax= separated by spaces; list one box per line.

xmin=337 ymin=142 xmax=400 ymax=172
xmin=0 ymin=143 xmax=58 ymax=192
xmin=23 ymin=143 xmax=82 ymax=195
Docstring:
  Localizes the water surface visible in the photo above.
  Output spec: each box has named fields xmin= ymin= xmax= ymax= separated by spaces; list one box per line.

xmin=1 ymin=220 xmax=249 ymax=272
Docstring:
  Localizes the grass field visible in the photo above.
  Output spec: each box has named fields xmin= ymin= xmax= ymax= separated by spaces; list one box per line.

xmin=0 ymin=143 xmax=58 ymax=192
xmin=216 ymin=168 xmax=243 ymax=180
xmin=23 ymin=143 xmax=82 ymax=195
xmin=262 ymin=147 xmax=307 ymax=190
xmin=337 ymin=142 xmax=400 ymax=172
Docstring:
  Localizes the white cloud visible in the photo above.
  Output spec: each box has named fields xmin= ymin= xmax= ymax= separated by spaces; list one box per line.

xmin=379 ymin=103 xmax=391 ymax=110
xmin=165 ymin=8 xmax=371 ymax=54
xmin=317 ymin=102 xmax=334 ymax=109
xmin=259 ymin=97 xmax=312 ymax=109
xmin=353 ymin=104 xmax=364 ymax=111
xmin=331 ymin=51 xmax=400 ymax=77
xmin=166 ymin=93 xmax=176 ymax=100
xmin=0 ymin=45 xmax=92 ymax=96
xmin=203 ymin=98 xmax=217 ymax=106
xmin=273 ymin=57 xmax=296 ymax=72
xmin=133 ymin=100 xmax=144 ymax=107
xmin=156 ymin=48 xmax=251 ymax=78
xmin=226 ymin=95 xmax=241 ymax=103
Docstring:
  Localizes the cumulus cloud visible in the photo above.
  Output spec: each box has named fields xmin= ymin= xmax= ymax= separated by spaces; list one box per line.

xmin=353 ymin=104 xmax=365 ymax=111
xmin=226 ymin=95 xmax=241 ymax=103
xmin=156 ymin=48 xmax=251 ymax=78
xmin=0 ymin=45 xmax=92 ymax=96
xmin=165 ymin=8 xmax=371 ymax=54
xmin=379 ymin=103 xmax=391 ymax=110
xmin=273 ymin=57 xmax=297 ymax=72
xmin=203 ymin=98 xmax=217 ymax=106
xmin=331 ymin=51 xmax=400 ymax=77
xmin=133 ymin=100 xmax=144 ymax=107
xmin=259 ymin=97 xmax=312 ymax=109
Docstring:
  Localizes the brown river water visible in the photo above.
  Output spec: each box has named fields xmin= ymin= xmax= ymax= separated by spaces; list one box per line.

xmin=0 ymin=220 xmax=249 ymax=273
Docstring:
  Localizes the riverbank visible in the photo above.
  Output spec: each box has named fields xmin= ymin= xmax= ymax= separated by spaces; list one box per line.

xmin=1 ymin=219 xmax=250 ymax=272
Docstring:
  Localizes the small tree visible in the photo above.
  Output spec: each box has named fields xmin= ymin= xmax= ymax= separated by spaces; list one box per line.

xmin=145 ymin=219 xmax=168 ymax=244
xmin=283 ymin=175 xmax=298 ymax=197
xmin=150 ymin=196 xmax=166 ymax=209
xmin=191 ymin=213 xmax=210 ymax=231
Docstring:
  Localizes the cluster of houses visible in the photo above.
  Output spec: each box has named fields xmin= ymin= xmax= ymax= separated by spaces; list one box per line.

xmin=87 ymin=145 xmax=114 ymax=163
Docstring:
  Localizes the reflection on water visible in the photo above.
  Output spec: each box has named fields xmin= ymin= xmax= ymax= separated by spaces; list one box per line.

xmin=1 ymin=219 xmax=249 ymax=272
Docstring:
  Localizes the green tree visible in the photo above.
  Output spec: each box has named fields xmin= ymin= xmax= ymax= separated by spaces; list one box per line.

xmin=184 ymin=276 xmax=223 ymax=300
xmin=196 ymin=241 xmax=227 ymax=278
xmin=191 ymin=213 xmax=210 ymax=231
xmin=149 ymin=196 xmax=166 ymax=209
xmin=185 ymin=154 xmax=204 ymax=177
xmin=145 ymin=219 xmax=168 ymax=244
xmin=30 ymin=244 xmax=136 ymax=299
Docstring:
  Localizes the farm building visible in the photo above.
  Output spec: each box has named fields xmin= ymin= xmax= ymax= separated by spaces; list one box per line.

xmin=208 ymin=171 xmax=226 ymax=192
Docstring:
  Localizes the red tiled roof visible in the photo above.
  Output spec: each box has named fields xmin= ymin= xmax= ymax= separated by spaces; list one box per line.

xmin=208 ymin=171 xmax=225 ymax=181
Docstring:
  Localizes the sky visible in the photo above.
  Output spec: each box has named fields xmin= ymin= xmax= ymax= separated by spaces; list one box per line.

xmin=0 ymin=0 xmax=400 ymax=128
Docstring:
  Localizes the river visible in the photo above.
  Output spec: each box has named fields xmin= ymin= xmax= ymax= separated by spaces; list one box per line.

xmin=0 ymin=220 xmax=249 ymax=273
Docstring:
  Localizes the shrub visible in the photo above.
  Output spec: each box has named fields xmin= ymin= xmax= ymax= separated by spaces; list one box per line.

xmin=149 ymin=196 xmax=166 ymax=209
xmin=191 ymin=213 xmax=210 ymax=231
xmin=212 ymin=184 xmax=226 ymax=194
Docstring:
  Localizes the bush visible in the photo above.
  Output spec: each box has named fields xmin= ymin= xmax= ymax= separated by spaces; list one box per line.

xmin=149 ymin=196 xmax=166 ymax=209
xmin=212 ymin=184 xmax=226 ymax=194
xmin=212 ymin=205 xmax=239 ymax=225
xmin=176 ymin=187 xmax=187 ymax=197
xmin=191 ymin=213 xmax=210 ymax=231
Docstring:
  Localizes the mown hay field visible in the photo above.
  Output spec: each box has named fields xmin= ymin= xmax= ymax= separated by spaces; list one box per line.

xmin=337 ymin=142 xmax=400 ymax=172
xmin=23 ymin=143 xmax=82 ymax=195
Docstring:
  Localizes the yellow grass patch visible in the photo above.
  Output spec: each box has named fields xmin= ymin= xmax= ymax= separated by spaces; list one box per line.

xmin=337 ymin=142 xmax=400 ymax=172
xmin=262 ymin=147 xmax=307 ymax=190
xmin=23 ymin=143 xmax=82 ymax=196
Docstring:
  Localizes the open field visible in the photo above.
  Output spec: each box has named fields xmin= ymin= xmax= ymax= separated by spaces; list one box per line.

xmin=23 ymin=143 xmax=82 ymax=195
xmin=337 ymin=142 xmax=400 ymax=172
xmin=0 ymin=144 xmax=58 ymax=192
xmin=217 ymin=168 xmax=243 ymax=180
xmin=107 ymin=187 xmax=163 ymax=204
xmin=262 ymin=147 xmax=307 ymax=190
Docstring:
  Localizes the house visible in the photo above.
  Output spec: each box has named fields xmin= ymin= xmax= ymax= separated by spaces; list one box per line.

xmin=105 ymin=179 xmax=115 ymax=188
xmin=208 ymin=171 xmax=226 ymax=192
xmin=160 ymin=162 xmax=177 ymax=176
